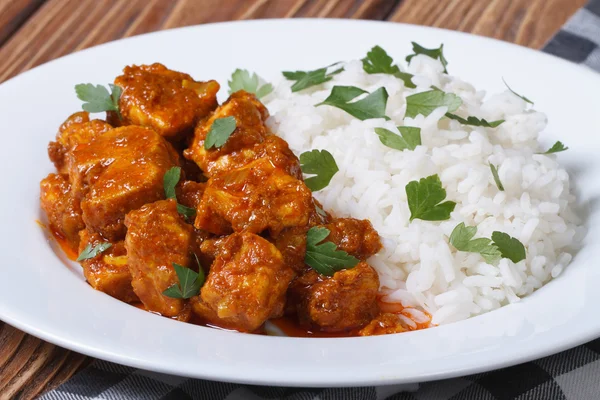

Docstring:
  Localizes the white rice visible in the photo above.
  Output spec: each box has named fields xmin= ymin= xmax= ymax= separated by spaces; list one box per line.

xmin=264 ymin=55 xmax=584 ymax=326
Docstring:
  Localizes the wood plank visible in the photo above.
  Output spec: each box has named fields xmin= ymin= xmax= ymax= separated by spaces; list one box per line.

xmin=389 ymin=0 xmax=586 ymax=48
xmin=0 ymin=0 xmax=45 ymax=47
xmin=0 ymin=341 xmax=56 ymax=400
xmin=0 ymin=323 xmax=26 ymax=369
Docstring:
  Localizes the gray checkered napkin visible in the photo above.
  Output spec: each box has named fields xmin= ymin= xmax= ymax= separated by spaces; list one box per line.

xmin=40 ymin=1 xmax=600 ymax=399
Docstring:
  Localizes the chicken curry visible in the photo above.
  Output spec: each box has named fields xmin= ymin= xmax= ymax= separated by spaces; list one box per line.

xmin=40 ymin=63 xmax=418 ymax=337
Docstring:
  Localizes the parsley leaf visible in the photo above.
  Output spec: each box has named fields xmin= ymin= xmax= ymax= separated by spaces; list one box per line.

xmin=228 ymin=69 xmax=273 ymax=99
xmin=502 ymin=78 xmax=533 ymax=105
xmin=446 ymin=113 xmax=504 ymax=128
xmin=406 ymin=42 xmax=448 ymax=73
xmin=374 ymin=126 xmax=421 ymax=151
xmin=304 ymin=227 xmax=360 ymax=276
xmin=491 ymin=232 xmax=526 ymax=263
xmin=405 ymin=90 xmax=462 ymax=119
xmin=541 ymin=141 xmax=568 ymax=154
xmin=163 ymin=166 xmax=197 ymax=220
xmin=406 ymin=174 xmax=456 ymax=222
xmin=299 ymin=149 xmax=339 ymax=191
xmin=489 ymin=163 xmax=504 ymax=191
xmin=75 ymin=83 xmax=122 ymax=118
xmin=282 ymin=64 xmax=343 ymax=92
xmin=77 ymin=242 xmax=112 ymax=262
xmin=204 ymin=116 xmax=237 ymax=149
xmin=449 ymin=223 xmax=501 ymax=264
xmin=317 ymin=85 xmax=389 ymax=120
xmin=162 ymin=258 xmax=205 ymax=299
xmin=361 ymin=45 xmax=416 ymax=89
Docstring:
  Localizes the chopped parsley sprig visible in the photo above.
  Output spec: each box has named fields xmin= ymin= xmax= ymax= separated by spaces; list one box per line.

xmin=362 ymin=45 xmax=416 ymax=89
xmin=489 ymin=163 xmax=504 ymax=191
xmin=317 ymin=85 xmax=389 ymax=120
xmin=449 ymin=223 xmax=501 ymax=264
xmin=405 ymin=89 xmax=462 ymax=118
xmin=75 ymin=83 xmax=122 ymax=119
xmin=76 ymin=242 xmax=112 ymax=262
xmin=163 ymin=255 xmax=205 ymax=299
xmin=299 ymin=149 xmax=339 ymax=192
xmin=283 ymin=63 xmax=344 ymax=92
xmin=406 ymin=174 xmax=456 ymax=222
xmin=450 ymin=224 xmax=526 ymax=264
xmin=304 ymin=227 xmax=359 ymax=276
xmin=204 ymin=116 xmax=237 ymax=150
xmin=446 ymin=113 xmax=504 ymax=128
xmin=163 ymin=167 xmax=197 ymax=220
xmin=375 ymin=126 xmax=421 ymax=151
xmin=502 ymin=78 xmax=533 ymax=105
xmin=540 ymin=141 xmax=568 ymax=154
xmin=228 ymin=69 xmax=273 ymax=98
xmin=406 ymin=42 xmax=448 ymax=73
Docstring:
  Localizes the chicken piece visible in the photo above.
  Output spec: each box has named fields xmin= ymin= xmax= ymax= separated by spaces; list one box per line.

xmin=113 ymin=63 xmax=219 ymax=139
xmin=358 ymin=313 xmax=406 ymax=336
xmin=78 ymin=230 xmax=138 ymax=303
xmin=176 ymin=180 xmax=205 ymax=209
xmin=195 ymin=158 xmax=312 ymax=236
xmin=184 ymin=91 xmax=271 ymax=176
xmin=68 ymin=126 xmax=179 ymax=240
xmin=125 ymin=199 xmax=193 ymax=317
xmin=323 ymin=218 xmax=382 ymax=260
xmin=288 ymin=262 xmax=380 ymax=332
xmin=191 ymin=232 xmax=294 ymax=332
xmin=48 ymin=112 xmax=112 ymax=174
xmin=40 ymin=173 xmax=85 ymax=249
xmin=273 ymin=226 xmax=308 ymax=273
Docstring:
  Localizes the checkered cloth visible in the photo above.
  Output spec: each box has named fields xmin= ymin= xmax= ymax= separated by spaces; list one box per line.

xmin=40 ymin=2 xmax=600 ymax=399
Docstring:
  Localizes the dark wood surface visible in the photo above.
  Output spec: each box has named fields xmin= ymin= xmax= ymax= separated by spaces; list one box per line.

xmin=0 ymin=0 xmax=587 ymax=398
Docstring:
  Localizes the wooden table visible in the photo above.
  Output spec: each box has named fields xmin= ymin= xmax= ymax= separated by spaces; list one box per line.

xmin=0 ymin=0 xmax=587 ymax=398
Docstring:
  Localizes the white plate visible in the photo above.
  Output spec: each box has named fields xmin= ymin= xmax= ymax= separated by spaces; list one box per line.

xmin=1 ymin=19 xmax=600 ymax=387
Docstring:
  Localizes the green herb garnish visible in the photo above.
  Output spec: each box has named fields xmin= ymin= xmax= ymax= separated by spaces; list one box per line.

xmin=299 ymin=149 xmax=339 ymax=192
xmin=163 ymin=166 xmax=197 ymax=220
xmin=77 ymin=242 xmax=112 ymax=262
xmin=228 ymin=69 xmax=273 ymax=98
xmin=283 ymin=64 xmax=343 ymax=92
xmin=317 ymin=85 xmax=388 ymax=121
xmin=406 ymin=174 xmax=456 ymax=222
xmin=304 ymin=227 xmax=360 ymax=276
xmin=491 ymin=232 xmax=526 ymax=263
xmin=75 ymin=83 xmax=121 ymax=118
xmin=406 ymin=42 xmax=448 ymax=73
xmin=489 ymin=163 xmax=504 ymax=191
xmin=405 ymin=90 xmax=462 ymax=119
xmin=374 ymin=126 xmax=421 ymax=151
xmin=204 ymin=116 xmax=237 ymax=150
xmin=449 ymin=223 xmax=501 ymax=264
xmin=540 ymin=141 xmax=568 ymax=154
xmin=361 ymin=45 xmax=416 ymax=89
xmin=502 ymin=78 xmax=533 ymax=105
xmin=162 ymin=256 xmax=205 ymax=299
xmin=446 ymin=113 xmax=504 ymax=128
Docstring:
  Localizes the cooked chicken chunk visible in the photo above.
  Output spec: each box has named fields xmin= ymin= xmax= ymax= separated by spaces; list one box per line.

xmin=114 ymin=63 xmax=219 ymax=138
xmin=176 ymin=180 xmax=205 ymax=209
xmin=78 ymin=229 xmax=137 ymax=303
xmin=40 ymin=173 xmax=85 ymax=249
xmin=191 ymin=232 xmax=294 ymax=332
xmin=288 ymin=262 xmax=380 ymax=332
xmin=184 ymin=91 xmax=270 ymax=175
xmin=125 ymin=199 xmax=193 ymax=317
xmin=358 ymin=313 xmax=406 ymax=336
xmin=68 ymin=126 xmax=179 ymax=240
xmin=323 ymin=218 xmax=382 ymax=260
xmin=195 ymin=158 xmax=312 ymax=236
xmin=48 ymin=112 xmax=112 ymax=175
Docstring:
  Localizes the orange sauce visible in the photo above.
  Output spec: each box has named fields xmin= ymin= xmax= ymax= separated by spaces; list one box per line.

xmin=269 ymin=316 xmax=358 ymax=338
